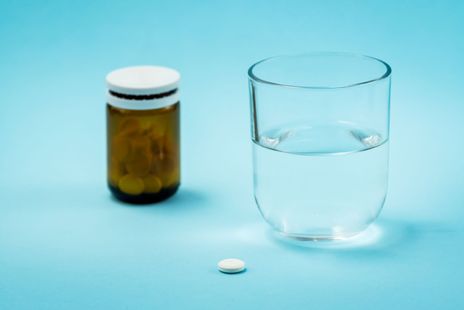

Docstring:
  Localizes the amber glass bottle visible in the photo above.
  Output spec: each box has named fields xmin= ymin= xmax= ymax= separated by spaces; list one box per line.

xmin=106 ymin=66 xmax=180 ymax=203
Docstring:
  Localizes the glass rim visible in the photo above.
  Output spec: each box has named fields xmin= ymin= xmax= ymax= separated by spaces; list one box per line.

xmin=248 ymin=51 xmax=392 ymax=90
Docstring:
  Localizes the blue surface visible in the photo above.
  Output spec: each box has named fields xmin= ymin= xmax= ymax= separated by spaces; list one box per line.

xmin=1 ymin=1 xmax=463 ymax=309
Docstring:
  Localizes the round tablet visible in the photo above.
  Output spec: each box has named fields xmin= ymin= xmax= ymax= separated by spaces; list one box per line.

xmin=217 ymin=258 xmax=246 ymax=274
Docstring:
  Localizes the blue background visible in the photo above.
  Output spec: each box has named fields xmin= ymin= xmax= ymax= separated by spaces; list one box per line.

xmin=1 ymin=0 xmax=463 ymax=309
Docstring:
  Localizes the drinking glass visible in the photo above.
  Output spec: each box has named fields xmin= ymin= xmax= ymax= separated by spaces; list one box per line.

xmin=248 ymin=52 xmax=391 ymax=240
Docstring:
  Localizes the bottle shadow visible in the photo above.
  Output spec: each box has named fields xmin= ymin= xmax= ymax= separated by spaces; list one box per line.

xmin=109 ymin=187 xmax=209 ymax=211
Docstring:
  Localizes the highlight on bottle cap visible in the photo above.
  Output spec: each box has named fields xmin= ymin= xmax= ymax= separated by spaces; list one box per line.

xmin=106 ymin=65 xmax=180 ymax=95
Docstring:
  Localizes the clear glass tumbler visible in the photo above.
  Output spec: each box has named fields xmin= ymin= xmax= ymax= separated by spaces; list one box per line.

xmin=248 ymin=52 xmax=391 ymax=240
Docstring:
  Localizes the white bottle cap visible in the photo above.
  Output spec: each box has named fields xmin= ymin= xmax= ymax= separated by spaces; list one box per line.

xmin=106 ymin=66 xmax=180 ymax=110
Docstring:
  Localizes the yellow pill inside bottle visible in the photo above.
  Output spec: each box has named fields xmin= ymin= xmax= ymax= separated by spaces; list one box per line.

xmin=118 ymin=175 xmax=145 ymax=195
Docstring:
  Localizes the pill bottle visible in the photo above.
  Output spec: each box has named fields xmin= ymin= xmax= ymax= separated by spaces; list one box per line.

xmin=106 ymin=66 xmax=180 ymax=203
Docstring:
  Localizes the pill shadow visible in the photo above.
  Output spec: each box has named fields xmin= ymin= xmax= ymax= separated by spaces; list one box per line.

xmin=267 ymin=218 xmax=454 ymax=260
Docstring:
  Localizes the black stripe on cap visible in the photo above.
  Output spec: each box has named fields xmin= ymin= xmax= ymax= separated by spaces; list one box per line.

xmin=109 ymin=88 xmax=177 ymax=100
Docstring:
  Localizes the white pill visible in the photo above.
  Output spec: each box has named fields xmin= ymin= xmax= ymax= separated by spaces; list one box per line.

xmin=217 ymin=258 xmax=246 ymax=274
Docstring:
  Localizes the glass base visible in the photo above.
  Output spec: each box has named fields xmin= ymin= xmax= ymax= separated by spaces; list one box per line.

xmin=277 ymin=229 xmax=365 ymax=242
xmin=270 ymin=224 xmax=382 ymax=249
xmin=109 ymin=183 xmax=179 ymax=204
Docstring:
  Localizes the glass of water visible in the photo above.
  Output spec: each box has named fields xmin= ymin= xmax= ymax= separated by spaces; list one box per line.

xmin=248 ymin=52 xmax=391 ymax=240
